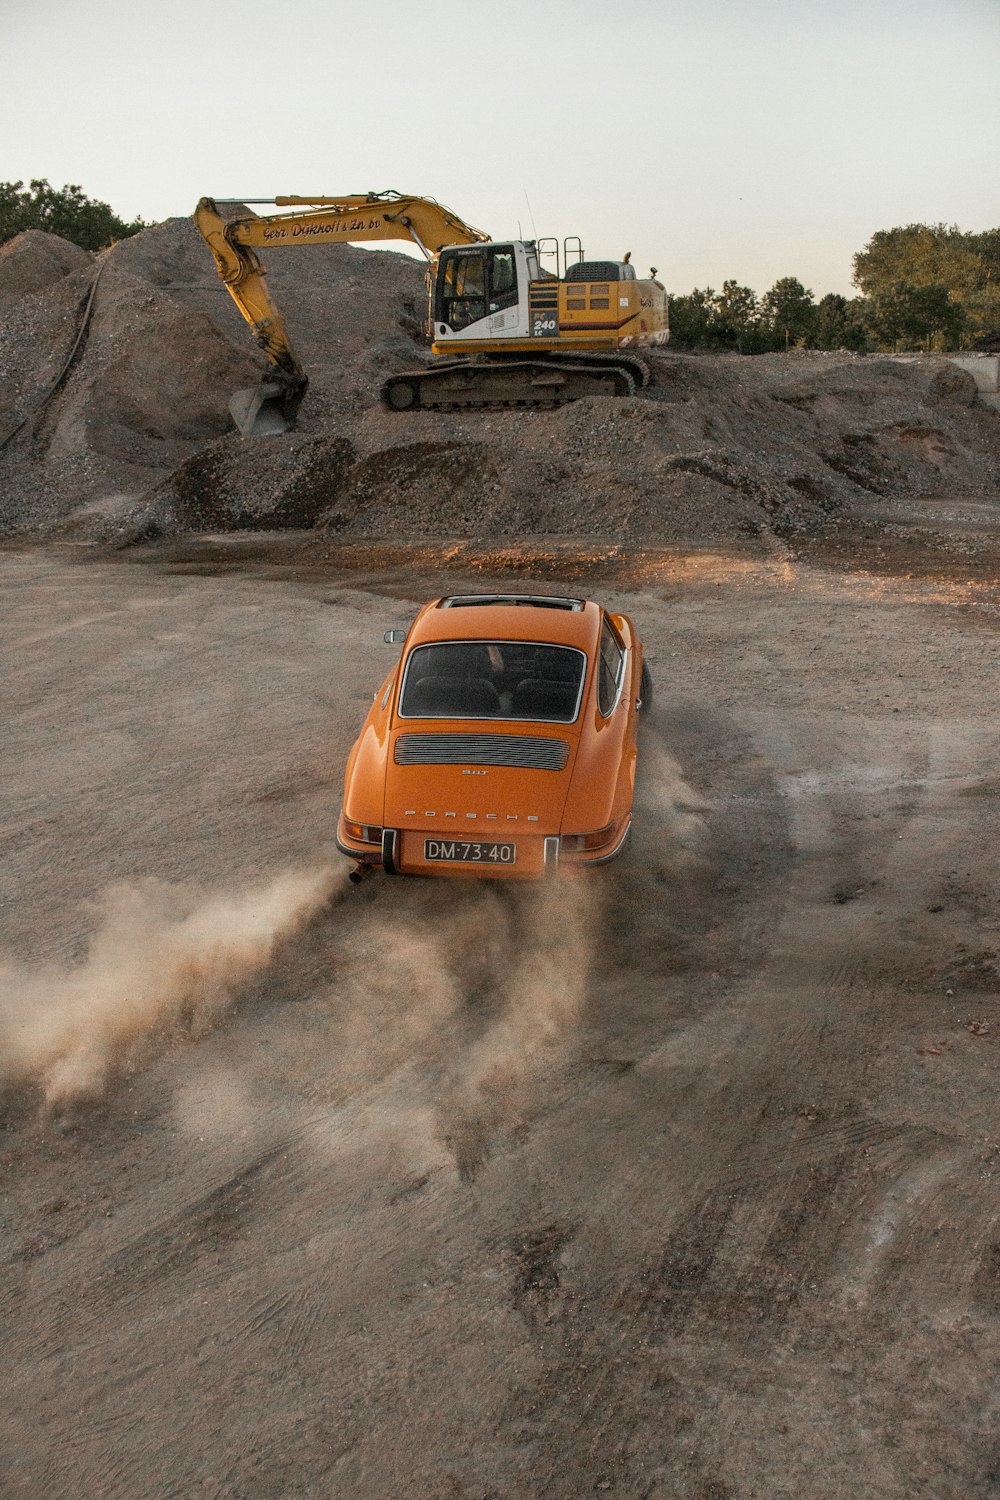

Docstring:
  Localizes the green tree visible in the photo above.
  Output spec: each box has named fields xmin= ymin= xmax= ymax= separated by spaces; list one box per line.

xmin=854 ymin=224 xmax=977 ymax=300
xmin=863 ymin=279 xmax=964 ymax=350
xmin=814 ymin=293 xmax=868 ymax=351
xmin=853 ymin=222 xmax=997 ymax=347
xmin=962 ymin=228 xmax=1000 ymax=341
xmin=0 ymin=179 xmax=145 ymax=251
xmin=760 ymin=276 xmax=817 ymax=348
xmin=713 ymin=280 xmax=759 ymax=353
xmin=667 ymin=287 xmax=717 ymax=349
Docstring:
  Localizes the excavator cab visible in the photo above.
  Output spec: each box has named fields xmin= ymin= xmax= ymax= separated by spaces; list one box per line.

xmin=435 ymin=244 xmax=521 ymax=332
xmin=432 ymin=242 xmax=535 ymax=341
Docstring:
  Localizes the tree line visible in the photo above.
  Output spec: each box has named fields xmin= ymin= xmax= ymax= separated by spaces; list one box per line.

xmin=668 ymin=225 xmax=1000 ymax=354
xmin=0 ymin=179 xmax=144 ymax=254
xmin=2 ymin=182 xmax=997 ymax=354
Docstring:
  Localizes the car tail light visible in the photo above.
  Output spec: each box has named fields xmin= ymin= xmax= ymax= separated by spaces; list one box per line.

xmin=560 ymin=825 xmax=614 ymax=853
xmin=344 ymin=820 xmax=383 ymax=844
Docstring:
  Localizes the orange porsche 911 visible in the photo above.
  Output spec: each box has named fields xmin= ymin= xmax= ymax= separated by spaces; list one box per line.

xmin=337 ymin=593 xmax=651 ymax=881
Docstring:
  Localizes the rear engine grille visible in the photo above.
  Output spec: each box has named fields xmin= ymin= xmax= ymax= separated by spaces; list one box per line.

xmin=394 ymin=734 xmax=569 ymax=770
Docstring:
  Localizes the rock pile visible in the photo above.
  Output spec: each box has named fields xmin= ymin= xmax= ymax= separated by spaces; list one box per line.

xmin=0 ymin=212 xmax=425 ymax=533
xmin=1 ymin=216 xmax=998 ymax=546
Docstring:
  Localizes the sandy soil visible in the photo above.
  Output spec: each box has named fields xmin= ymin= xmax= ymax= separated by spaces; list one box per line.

xmin=2 ymin=504 xmax=999 ymax=1499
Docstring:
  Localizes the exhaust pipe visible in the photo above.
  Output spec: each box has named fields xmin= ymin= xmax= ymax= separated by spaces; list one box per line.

xmin=348 ymin=862 xmax=374 ymax=886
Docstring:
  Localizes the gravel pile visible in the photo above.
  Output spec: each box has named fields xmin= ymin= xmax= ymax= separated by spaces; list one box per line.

xmin=0 ymin=214 xmax=425 ymax=533
xmin=1 ymin=219 xmax=998 ymax=546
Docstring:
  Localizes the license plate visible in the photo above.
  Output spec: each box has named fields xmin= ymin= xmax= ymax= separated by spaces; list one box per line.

xmin=424 ymin=839 xmax=516 ymax=865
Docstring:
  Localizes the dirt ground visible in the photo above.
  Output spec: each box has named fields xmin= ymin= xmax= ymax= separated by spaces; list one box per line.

xmin=2 ymin=496 xmax=999 ymax=1499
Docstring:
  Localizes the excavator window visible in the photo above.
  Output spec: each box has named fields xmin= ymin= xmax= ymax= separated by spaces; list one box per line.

xmin=438 ymin=249 xmax=488 ymax=330
xmin=486 ymin=247 xmax=519 ymax=312
xmin=437 ymin=245 xmax=521 ymax=330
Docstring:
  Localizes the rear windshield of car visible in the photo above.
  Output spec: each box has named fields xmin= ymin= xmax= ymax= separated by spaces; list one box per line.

xmin=398 ymin=641 xmax=586 ymax=723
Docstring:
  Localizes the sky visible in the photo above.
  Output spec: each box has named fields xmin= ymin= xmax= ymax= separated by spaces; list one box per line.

xmin=3 ymin=0 xmax=998 ymax=298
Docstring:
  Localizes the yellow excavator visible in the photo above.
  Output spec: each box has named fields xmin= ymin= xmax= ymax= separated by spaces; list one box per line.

xmin=194 ymin=191 xmax=669 ymax=437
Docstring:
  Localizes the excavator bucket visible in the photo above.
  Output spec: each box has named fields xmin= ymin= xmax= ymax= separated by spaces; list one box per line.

xmin=228 ymin=368 xmax=308 ymax=439
xmin=229 ymin=380 xmax=295 ymax=439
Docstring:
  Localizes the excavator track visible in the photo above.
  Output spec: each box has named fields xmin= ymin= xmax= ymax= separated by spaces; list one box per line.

xmin=382 ymin=352 xmax=649 ymax=412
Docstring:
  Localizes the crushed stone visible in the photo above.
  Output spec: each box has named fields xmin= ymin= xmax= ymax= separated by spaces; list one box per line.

xmin=1 ymin=218 xmax=998 ymax=546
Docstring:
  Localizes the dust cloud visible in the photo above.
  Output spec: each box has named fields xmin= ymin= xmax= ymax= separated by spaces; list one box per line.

xmin=318 ymin=874 xmax=600 ymax=1178
xmin=0 ymin=862 xmax=343 ymax=1110
xmin=326 ymin=750 xmax=709 ymax=1178
xmin=0 ymin=750 xmax=702 ymax=1154
xmin=438 ymin=877 xmax=598 ymax=1177
xmin=428 ymin=739 xmax=711 ymax=1177
xmin=635 ymin=737 xmax=710 ymax=855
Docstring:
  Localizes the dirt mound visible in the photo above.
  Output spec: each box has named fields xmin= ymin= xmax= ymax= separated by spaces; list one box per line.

xmin=0 ymin=230 xmax=92 ymax=301
xmin=0 ymin=214 xmax=425 ymax=533
xmin=1 ymin=218 xmax=998 ymax=546
xmin=112 ymin=347 xmax=998 ymax=552
xmin=131 ymin=431 xmax=358 ymax=536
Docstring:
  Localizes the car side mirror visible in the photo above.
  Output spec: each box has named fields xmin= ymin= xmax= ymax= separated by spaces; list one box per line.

xmin=384 ymin=629 xmax=406 ymax=644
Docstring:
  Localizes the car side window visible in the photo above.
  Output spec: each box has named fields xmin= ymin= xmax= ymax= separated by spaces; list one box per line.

xmin=597 ymin=618 xmax=624 ymax=716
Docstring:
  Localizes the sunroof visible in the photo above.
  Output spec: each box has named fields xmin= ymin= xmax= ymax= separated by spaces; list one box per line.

xmin=439 ymin=595 xmax=583 ymax=611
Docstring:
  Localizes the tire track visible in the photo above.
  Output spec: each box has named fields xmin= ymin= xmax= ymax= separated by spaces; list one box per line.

xmin=489 ymin=714 xmax=977 ymax=1494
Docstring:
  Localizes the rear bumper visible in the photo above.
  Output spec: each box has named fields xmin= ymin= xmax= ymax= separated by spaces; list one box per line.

xmin=335 ymin=830 xmax=383 ymax=864
xmin=579 ymin=817 xmax=631 ymax=866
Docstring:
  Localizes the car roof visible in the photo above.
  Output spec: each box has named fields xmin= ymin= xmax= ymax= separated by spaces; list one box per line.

xmin=406 ymin=595 xmax=603 ymax=652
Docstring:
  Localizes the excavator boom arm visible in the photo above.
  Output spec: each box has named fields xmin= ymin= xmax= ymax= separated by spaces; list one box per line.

xmin=247 ymin=194 xmax=489 ymax=256
xmin=194 ymin=192 xmax=489 ymax=435
xmin=194 ymin=198 xmax=301 ymax=375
